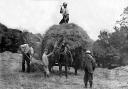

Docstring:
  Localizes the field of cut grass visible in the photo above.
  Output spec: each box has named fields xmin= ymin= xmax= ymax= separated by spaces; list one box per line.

xmin=0 ymin=51 xmax=128 ymax=89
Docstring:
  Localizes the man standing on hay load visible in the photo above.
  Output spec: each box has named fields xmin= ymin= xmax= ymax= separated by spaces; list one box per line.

xmin=20 ymin=44 xmax=34 ymax=73
xmin=59 ymin=2 xmax=69 ymax=24
xmin=83 ymin=50 xmax=96 ymax=88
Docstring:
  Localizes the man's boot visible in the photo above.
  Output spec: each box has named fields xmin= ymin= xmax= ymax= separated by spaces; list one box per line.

xmin=84 ymin=82 xmax=87 ymax=88
xmin=27 ymin=61 xmax=30 ymax=73
xmin=89 ymin=81 xmax=93 ymax=88
xmin=22 ymin=60 xmax=25 ymax=72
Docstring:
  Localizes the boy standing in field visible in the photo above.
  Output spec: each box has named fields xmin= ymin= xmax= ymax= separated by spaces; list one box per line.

xmin=42 ymin=49 xmax=53 ymax=77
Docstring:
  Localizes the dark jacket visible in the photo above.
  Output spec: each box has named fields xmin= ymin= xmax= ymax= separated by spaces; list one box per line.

xmin=84 ymin=54 xmax=96 ymax=73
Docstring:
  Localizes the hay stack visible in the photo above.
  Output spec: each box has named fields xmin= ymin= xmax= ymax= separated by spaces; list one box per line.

xmin=42 ymin=23 xmax=92 ymax=51
xmin=30 ymin=58 xmax=44 ymax=72
xmin=42 ymin=23 xmax=93 ymax=68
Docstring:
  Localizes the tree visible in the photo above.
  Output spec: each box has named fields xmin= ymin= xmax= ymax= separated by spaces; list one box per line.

xmin=116 ymin=6 xmax=128 ymax=27
xmin=93 ymin=6 xmax=128 ymax=67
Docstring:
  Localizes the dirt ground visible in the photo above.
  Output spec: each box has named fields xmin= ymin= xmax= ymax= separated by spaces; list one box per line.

xmin=0 ymin=51 xmax=128 ymax=89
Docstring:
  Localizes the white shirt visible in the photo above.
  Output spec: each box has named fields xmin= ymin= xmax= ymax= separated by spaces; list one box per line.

xmin=20 ymin=44 xmax=34 ymax=55
xmin=20 ymin=44 xmax=30 ymax=53
xmin=42 ymin=53 xmax=49 ymax=66
xmin=60 ymin=6 xmax=69 ymax=16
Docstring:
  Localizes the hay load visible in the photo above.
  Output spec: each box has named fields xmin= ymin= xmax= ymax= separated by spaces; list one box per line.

xmin=42 ymin=23 xmax=92 ymax=51
xmin=42 ymin=23 xmax=93 ymax=69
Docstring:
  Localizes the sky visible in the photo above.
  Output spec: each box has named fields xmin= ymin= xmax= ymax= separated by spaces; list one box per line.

xmin=0 ymin=0 xmax=128 ymax=40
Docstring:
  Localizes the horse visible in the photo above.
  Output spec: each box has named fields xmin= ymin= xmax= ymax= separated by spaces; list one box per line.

xmin=58 ymin=48 xmax=73 ymax=78
xmin=48 ymin=42 xmax=73 ymax=78
xmin=70 ymin=47 xmax=82 ymax=75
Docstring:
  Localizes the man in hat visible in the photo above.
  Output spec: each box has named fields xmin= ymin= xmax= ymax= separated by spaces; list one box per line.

xmin=59 ymin=2 xmax=69 ymax=24
xmin=20 ymin=44 xmax=34 ymax=73
xmin=83 ymin=50 xmax=96 ymax=88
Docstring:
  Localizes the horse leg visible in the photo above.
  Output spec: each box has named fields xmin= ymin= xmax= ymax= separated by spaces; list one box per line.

xmin=74 ymin=65 xmax=78 ymax=75
xmin=65 ymin=64 xmax=68 ymax=78
xmin=74 ymin=60 xmax=78 ymax=75
xmin=75 ymin=68 xmax=78 ymax=75
xmin=59 ymin=63 xmax=62 ymax=77
xmin=65 ymin=55 xmax=68 ymax=78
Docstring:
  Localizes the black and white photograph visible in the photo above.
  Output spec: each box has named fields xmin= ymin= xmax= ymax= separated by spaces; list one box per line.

xmin=0 ymin=0 xmax=128 ymax=89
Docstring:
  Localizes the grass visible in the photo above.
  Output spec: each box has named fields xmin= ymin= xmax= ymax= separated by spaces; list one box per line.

xmin=0 ymin=52 xmax=128 ymax=89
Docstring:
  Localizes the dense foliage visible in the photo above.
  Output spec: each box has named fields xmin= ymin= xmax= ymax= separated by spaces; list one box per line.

xmin=0 ymin=23 xmax=23 ymax=52
xmin=92 ymin=6 xmax=128 ymax=68
xmin=0 ymin=23 xmax=43 ymax=57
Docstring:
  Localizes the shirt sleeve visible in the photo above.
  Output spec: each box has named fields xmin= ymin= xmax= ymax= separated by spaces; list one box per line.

xmin=89 ymin=55 xmax=96 ymax=63
xmin=60 ymin=6 xmax=63 ymax=14
xmin=47 ymin=52 xmax=53 ymax=57
xmin=66 ymin=9 xmax=69 ymax=15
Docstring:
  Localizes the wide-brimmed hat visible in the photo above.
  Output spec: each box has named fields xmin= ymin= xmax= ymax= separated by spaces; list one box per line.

xmin=86 ymin=50 xmax=91 ymax=54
